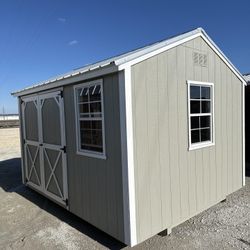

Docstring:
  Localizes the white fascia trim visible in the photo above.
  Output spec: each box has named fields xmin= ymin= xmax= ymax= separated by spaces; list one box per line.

xmin=242 ymin=83 xmax=245 ymax=186
xmin=119 ymin=67 xmax=137 ymax=246
xmin=199 ymin=33 xmax=247 ymax=86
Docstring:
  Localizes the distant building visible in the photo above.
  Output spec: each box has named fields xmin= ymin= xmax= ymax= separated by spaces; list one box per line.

xmin=244 ymin=73 xmax=250 ymax=85
xmin=0 ymin=114 xmax=19 ymax=121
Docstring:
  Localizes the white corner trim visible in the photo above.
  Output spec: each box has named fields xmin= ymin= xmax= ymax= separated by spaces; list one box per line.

xmin=118 ymin=68 xmax=137 ymax=246
xmin=18 ymin=98 xmax=25 ymax=184
xmin=242 ymin=83 xmax=245 ymax=186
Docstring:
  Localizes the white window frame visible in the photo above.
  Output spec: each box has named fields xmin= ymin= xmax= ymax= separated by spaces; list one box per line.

xmin=74 ymin=79 xmax=106 ymax=159
xmin=187 ymin=80 xmax=215 ymax=150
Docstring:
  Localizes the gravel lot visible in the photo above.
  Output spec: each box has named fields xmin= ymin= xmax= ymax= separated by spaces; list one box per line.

xmin=0 ymin=128 xmax=250 ymax=249
xmin=0 ymin=128 xmax=20 ymax=161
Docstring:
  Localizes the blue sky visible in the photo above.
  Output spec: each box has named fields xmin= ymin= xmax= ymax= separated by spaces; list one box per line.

xmin=0 ymin=0 xmax=249 ymax=113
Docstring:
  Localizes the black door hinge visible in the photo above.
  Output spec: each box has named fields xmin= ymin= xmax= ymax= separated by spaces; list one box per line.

xmin=60 ymin=91 xmax=63 ymax=98
xmin=61 ymin=146 xmax=66 ymax=153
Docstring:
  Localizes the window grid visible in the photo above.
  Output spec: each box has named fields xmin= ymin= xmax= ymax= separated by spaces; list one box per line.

xmin=75 ymin=80 xmax=105 ymax=158
xmin=188 ymin=81 xmax=214 ymax=149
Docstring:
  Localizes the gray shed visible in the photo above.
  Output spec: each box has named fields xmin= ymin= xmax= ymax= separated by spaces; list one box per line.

xmin=12 ymin=28 xmax=246 ymax=246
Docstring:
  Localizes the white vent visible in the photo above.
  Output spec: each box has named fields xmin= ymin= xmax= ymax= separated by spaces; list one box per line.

xmin=193 ymin=52 xmax=208 ymax=67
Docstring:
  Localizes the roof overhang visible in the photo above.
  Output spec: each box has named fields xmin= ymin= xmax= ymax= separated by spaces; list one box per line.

xmin=117 ymin=28 xmax=247 ymax=86
xmin=12 ymin=27 xmax=246 ymax=97
xmin=12 ymin=64 xmax=118 ymax=97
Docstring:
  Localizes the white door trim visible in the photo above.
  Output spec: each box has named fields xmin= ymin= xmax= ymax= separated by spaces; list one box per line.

xmin=21 ymin=90 xmax=69 ymax=208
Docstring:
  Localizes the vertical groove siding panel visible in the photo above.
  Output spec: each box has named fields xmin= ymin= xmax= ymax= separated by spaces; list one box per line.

xmin=193 ymin=38 xmax=204 ymax=212
xmin=201 ymin=40 xmax=210 ymax=208
xmin=177 ymin=45 xmax=190 ymax=220
xmin=214 ymin=51 xmax=223 ymax=201
xmin=167 ymin=47 xmax=181 ymax=224
xmin=157 ymin=52 xmax=173 ymax=228
xmin=131 ymin=68 xmax=140 ymax=242
xmin=220 ymin=61 xmax=228 ymax=198
xmin=133 ymin=63 xmax=152 ymax=242
xmin=146 ymin=57 xmax=163 ymax=234
xmin=185 ymin=39 xmax=197 ymax=216
xmin=207 ymin=46 xmax=217 ymax=204
xmin=227 ymin=70 xmax=233 ymax=194
xmin=237 ymin=76 xmax=243 ymax=188
xmin=63 ymin=73 xmax=124 ymax=242
xmin=131 ymin=36 xmax=243 ymax=244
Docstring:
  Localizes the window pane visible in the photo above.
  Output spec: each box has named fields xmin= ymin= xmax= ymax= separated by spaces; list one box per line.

xmin=201 ymin=87 xmax=210 ymax=99
xmin=90 ymin=102 xmax=101 ymax=113
xmin=201 ymin=128 xmax=210 ymax=141
xmin=200 ymin=116 xmax=210 ymax=128
xmin=190 ymin=86 xmax=200 ymax=99
xmin=80 ymin=120 xmax=91 ymax=129
xmin=202 ymin=101 xmax=211 ymax=113
xmin=191 ymin=101 xmax=200 ymax=114
xmin=191 ymin=129 xmax=200 ymax=143
xmin=92 ymin=129 xmax=103 ymax=146
xmin=191 ymin=117 xmax=199 ymax=129
xmin=91 ymin=120 xmax=102 ymax=130
xmin=90 ymin=85 xmax=101 ymax=102
xmin=78 ymin=87 xmax=89 ymax=103
xmin=79 ymin=103 xmax=89 ymax=114
xmin=80 ymin=129 xmax=92 ymax=145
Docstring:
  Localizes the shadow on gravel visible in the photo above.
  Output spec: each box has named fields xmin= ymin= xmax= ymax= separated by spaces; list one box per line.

xmin=0 ymin=158 xmax=126 ymax=250
xmin=238 ymin=238 xmax=250 ymax=247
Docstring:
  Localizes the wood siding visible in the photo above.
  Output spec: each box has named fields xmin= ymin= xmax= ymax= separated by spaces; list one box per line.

xmin=63 ymin=73 xmax=125 ymax=242
xmin=131 ymin=36 xmax=243 ymax=243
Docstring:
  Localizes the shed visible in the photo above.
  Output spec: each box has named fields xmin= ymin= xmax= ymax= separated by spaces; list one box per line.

xmin=12 ymin=28 xmax=246 ymax=246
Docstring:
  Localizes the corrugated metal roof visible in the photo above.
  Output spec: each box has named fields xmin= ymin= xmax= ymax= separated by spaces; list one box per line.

xmin=12 ymin=27 xmax=246 ymax=96
xmin=243 ymin=74 xmax=250 ymax=84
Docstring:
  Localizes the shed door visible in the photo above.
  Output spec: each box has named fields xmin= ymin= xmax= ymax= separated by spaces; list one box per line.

xmin=22 ymin=91 xmax=68 ymax=207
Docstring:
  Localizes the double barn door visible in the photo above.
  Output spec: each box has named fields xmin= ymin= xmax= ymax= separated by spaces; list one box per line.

xmin=21 ymin=91 xmax=68 ymax=206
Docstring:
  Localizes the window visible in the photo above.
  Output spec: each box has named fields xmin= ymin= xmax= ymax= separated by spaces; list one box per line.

xmin=187 ymin=81 xmax=214 ymax=150
xmin=74 ymin=80 xmax=106 ymax=159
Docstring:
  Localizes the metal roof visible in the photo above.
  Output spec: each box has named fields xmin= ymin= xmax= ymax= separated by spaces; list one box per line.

xmin=12 ymin=27 xmax=246 ymax=96
xmin=243 ymin=73 xmax=250 ymax=84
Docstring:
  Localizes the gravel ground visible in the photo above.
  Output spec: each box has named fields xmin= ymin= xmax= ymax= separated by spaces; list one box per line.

xmin=0 ymin=128 xmax=250 ymax=249
xmin=0 ymin=128 xmax=20 ymax=161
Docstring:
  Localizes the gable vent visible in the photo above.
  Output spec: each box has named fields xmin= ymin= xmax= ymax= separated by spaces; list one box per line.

xmin=193 ymin=52 xmax=208 ymax=67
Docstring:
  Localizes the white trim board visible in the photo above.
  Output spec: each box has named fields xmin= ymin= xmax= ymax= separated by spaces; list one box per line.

xmin=118 ymin=69 xmax=137 ymax=246
xmin=242 ymin=82 xmax=245 ymax=186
